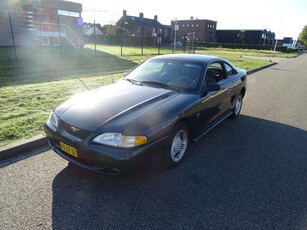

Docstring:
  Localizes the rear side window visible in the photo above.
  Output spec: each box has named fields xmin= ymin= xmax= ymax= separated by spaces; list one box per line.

xmin=224 ymin=63 xmax=234 ymax=77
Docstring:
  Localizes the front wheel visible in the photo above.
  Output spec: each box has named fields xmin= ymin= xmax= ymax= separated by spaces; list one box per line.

xmin=231 ymin=92 xmax=243 ymax=119
xmin=162 ymin=123 xmax=190 ymax=168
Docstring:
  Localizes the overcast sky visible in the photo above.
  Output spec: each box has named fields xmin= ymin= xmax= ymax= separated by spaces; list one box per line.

xmin=74 ymin=0 xmax=307 ymax=40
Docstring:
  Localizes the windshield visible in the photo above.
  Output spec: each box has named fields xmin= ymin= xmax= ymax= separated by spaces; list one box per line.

xmin=124 ymin=60 xmax=203 ymax=91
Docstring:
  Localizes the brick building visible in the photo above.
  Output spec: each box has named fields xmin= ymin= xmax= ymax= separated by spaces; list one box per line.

xmin=171 ymin=17 xmax=217 ymax=43
xmin=0 ymin=0 xmax=84 ymax=47
xmin=116 ymin=10 xmax=171 ymax=43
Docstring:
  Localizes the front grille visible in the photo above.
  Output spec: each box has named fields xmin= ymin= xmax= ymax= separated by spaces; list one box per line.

xmin=61 ymin=120 xmax=92 ymax=139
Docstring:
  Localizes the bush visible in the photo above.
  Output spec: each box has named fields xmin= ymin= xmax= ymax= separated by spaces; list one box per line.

xmin=102 ymin=35 xmax=156 ymax=47
xmin=196 ymin=42 xmax=298 ymax=53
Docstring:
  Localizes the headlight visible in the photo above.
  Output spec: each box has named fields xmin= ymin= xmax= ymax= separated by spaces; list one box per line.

xmin=93 ymin=133 xmax=147 ymax=148
xmin=47 ymin=112 xmax=58 ymax=129
xmin=93 ymin=133 xmax=122 ymax=147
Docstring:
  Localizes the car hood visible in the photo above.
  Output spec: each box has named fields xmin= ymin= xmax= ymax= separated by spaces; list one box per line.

xmin=55 ymin=81 xmax=178 ymax=132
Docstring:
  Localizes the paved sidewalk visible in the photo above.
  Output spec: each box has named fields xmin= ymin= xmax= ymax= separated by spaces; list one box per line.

xmin=243 ymin=55 xmax=287 ymax=63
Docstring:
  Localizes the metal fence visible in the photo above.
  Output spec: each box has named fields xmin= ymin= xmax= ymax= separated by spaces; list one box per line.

xmin=0 ymin=7 xmax=199 ymax=62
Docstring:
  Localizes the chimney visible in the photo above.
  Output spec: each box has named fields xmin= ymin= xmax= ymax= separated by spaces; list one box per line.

xmin=139 ymin=12 xmax=144 ymax=19
xmin=154 ymin=15 xmax=158 ymax=21
xmin=123 ymin=10 xmax=127 ymax=17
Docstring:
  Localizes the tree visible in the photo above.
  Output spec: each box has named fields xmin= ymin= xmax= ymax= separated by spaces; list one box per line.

xmin=298 ymin=26 xmax=307 ymax=46
xmin=115 ymin=27 xmax=130 ymax=37
xmin=237 ymin=30 xmax=246 ymax=44
xmin=102 ymin=24 xmax=117 ymax=36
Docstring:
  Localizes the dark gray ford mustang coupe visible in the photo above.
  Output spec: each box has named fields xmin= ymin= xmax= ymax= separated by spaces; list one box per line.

xmin=45 ymin=54 xmax=247 ymax=175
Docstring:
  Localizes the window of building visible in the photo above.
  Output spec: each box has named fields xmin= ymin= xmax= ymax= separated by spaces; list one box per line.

xmin=183 ymin=24 xmax=185 ymax=28
xmin=192 ymin=24 xmax=194 ymax=27
xmin=136 ymin=26 xmax=141 ymax=32
xmin=196 ymin=24 xmax=199 ymax=27
xmin=187 ymin=24 xmax=189 ymax=27
xmin=153 ymin=28 xmax=156 ymax=33
xmin=57 ymin=10 xmax=79 ymax=17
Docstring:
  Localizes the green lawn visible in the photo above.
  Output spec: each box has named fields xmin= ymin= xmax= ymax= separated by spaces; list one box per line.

xmin=196 ymin=47 xmax=301 ymax=58
xmin=0 ymin=45 xmax=275 ymax=146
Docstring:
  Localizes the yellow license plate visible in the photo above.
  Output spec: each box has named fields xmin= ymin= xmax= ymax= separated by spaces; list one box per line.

xmin=60 ymin=142 xmax=78 ymax=158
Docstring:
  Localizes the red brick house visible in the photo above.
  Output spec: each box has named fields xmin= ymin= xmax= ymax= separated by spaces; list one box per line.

xmin=116 ymin=10 xmax=171 ymax=43
xmin=171 ymin=17 xmax=217 ymax=43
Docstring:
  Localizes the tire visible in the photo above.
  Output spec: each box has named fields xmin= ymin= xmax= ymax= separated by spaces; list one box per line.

xmin=231 ymin=92 xmax=243 ymax=119
xmin=162 ymin=123 xmax=190 ymax=168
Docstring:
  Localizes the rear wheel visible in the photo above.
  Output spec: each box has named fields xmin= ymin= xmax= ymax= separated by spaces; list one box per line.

xmin=162 ymin=123 xmax=190 ymax=168
xmin=231 ymin=92 xmax=243 ymax=119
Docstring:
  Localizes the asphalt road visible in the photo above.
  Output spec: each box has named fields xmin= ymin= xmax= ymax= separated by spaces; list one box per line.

xmin=1 ymin=54 xmax=306 ymax=230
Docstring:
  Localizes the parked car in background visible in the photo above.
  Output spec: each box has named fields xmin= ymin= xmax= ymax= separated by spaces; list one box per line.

xmin=44 ymin=54 xmax=247 ymax=175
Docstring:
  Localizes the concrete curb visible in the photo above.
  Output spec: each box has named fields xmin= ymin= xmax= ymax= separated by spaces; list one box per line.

xmin=0 ymin=135 xmax=47 ymax=161
xmin=247 ymin=62 xmax=277 ymax=75
xmin=292 ymin=52 xmax=307 ymax=58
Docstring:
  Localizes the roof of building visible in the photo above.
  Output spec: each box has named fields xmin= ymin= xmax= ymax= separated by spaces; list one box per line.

xmin=175 ymin=19 xmax=217 ymax=23
xmin=82 ymin=25 xmax=104 ymax=35
xmin=121 ymin=15 xmax=162 ymax=27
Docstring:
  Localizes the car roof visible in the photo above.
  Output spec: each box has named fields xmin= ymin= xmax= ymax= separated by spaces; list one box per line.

xmin=150 ymin=54 xmax=223 ymax=64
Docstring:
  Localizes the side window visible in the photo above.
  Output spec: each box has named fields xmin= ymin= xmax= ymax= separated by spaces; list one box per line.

xmin=206 ymin=62 xmax=225 ymax=83
xmin=224 ymin=63 xmax=234 ymax=77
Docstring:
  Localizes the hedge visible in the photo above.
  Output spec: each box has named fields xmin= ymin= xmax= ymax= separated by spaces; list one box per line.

xmin=102 ymin=35 xmax=156 ymax=47
xmin=197 ymin=42 xmax=298 ymax=53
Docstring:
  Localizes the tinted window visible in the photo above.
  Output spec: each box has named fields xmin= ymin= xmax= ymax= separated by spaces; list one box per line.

xmin=125 ymin=60 xmax=203 ymax=90
xmin=206 ymin=62 xmax=225 ymax=82
xmin=224 ymin=63 xmax=234 ymax=76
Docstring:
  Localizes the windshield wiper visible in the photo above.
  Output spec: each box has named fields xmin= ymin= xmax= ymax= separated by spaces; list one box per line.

xmin=123 ymin=78 xmax=143 ymax=86
xmin=141 ymin=81 xmax=180 ymax=92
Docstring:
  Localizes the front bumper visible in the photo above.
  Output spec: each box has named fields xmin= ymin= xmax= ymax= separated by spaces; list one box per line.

xmin=44 ymin=122 xmax=168 ymax=175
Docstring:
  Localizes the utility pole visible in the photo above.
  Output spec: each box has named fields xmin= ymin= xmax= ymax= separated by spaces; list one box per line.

xmin=8 ymin=10 xmax=17 ymax=61
xmin=121 ymin=20 xmax=123 ymax=56
xmin=57 ymin=15 xmax=63 ymax=59
xmin=274 ymin=18 xmax=283 ymax=52
xmin=173 ymin=19 xmax=178 ymax=52
xmin=141 ymin=26 xmax=144 ymax=55
xmin=94 ymin=20 xmax=96 ymax=56
xmin=121 ymin=20 xmax=128 ymax=56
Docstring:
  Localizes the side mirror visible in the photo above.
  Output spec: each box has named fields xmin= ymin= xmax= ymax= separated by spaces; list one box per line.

xmin=200 ymin=83 xmax=221 ymax=97
xmin=207 ymin=83 xmax=221 ymax=91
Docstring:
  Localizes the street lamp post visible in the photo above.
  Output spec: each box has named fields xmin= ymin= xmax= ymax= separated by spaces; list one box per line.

xmin=274 ymin=18 xmax=283 ymax=52
xmin=94 ymin=20 xmax=96 ymax=56
xmin=173 ymin=19 xmax=178 ymax=53
xmin=121 ymin=21 xmax=123 ymax=56
xmin=141 ymin=26 xmax=144 ymax=55
xmin=121 ymin=20 xmax=128 ymax=56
